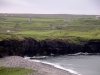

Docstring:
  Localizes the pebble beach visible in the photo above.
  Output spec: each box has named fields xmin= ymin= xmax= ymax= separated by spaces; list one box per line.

xmin=0 ymin=56 xmax=74 ymax=75
xmin=0 ymin=56 xmax=75 ymax=75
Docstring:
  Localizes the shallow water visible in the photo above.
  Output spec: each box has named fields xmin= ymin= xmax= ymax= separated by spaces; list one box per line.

xmin=36 ymin=54 xmax=100 ymax=75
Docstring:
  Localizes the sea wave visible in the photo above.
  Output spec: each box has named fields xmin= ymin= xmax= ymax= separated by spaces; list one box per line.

xmin=68 ymin=52 xmax=100 ymax=56
xmin=24 ymin=57 xmax=82 ymax=75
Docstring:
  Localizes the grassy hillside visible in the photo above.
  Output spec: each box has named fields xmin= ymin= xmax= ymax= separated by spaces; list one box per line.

xmin=0 ymin=14 xmax=100 ymax=43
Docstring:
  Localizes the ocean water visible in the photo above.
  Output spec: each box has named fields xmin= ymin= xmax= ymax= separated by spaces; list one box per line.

xmin=30 ymin=54 xmax=100 ymax=75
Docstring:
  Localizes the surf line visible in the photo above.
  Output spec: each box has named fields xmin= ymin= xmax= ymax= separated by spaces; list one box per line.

xmin=24 ymin=57 xmax=82 ymax=75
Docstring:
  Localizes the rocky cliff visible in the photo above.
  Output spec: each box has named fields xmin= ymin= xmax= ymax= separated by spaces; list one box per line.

xmin=0 ymin=38 xmax=100 ymax=57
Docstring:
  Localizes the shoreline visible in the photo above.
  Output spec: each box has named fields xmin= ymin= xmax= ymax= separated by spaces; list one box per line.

xmin=26 ymin=58 xmax=82 ymax=75
xmin=0 ymin=56 xmax=76 ymax=75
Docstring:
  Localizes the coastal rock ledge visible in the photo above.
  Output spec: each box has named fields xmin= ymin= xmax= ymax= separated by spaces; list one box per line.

xmin=0 ymin=38 xmax=100 ymax=57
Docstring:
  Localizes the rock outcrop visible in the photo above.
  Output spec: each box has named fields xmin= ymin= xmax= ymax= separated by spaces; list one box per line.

xmin=0 ymin=38 xmax=100 ymax=57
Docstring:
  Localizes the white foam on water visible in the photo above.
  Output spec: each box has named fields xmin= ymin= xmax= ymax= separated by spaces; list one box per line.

xmin=24 ymin=57 xmax=82 ymax=75
xmin=68 ymin=52 xmax=89 ymax=56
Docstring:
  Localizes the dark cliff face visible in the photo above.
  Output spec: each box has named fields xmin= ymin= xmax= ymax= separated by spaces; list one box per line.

xmin=84 ymin=40 xmax=100 ymax=53
xmin=0 ymin=38 xmax=100 ymax=57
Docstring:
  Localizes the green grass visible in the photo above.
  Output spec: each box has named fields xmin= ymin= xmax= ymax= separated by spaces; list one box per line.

xmin=67 ymin=18 xmax=100 ymax=25
xmin=0 ymin=33 xmax=24 ymax=41
xmin=0 ymin=14 xmax=100 ymax=43
xmin=15 ymin=29 xmax=100 ymax=43
xmin=0 ymin=66 xmax=35 ymax=75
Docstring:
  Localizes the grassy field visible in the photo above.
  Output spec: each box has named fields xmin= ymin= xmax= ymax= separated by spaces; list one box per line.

xmin=0 ymin=66 xmax=34 ymax=75
xmin=0 ymin=14 xmax=100 ymax=43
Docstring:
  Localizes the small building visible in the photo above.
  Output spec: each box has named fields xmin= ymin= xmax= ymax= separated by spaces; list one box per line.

xmin=63 ymin=19 xmax=70 ymax=22
xmin=7 ymin=30 xmax=11 ymax=33
xmin=96 ymin=16 xmax=100 ymax=19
